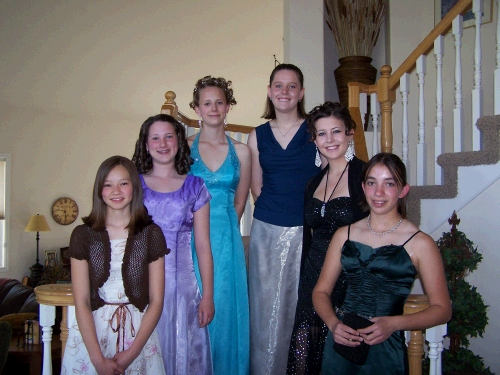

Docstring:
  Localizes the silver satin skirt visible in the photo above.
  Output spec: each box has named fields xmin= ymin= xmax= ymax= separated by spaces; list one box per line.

xmin=248 ymin=219 xmax=303 ymax=375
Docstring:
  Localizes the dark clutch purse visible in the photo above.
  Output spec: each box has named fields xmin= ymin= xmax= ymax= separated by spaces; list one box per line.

xmin=333 ymin=312 xmax=374 ymax=365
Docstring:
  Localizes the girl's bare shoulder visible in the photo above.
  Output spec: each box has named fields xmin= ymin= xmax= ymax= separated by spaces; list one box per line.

xmin=231 ymin=139 xmax=250 ymax=156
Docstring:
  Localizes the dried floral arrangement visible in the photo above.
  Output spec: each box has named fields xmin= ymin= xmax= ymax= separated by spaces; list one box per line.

xmin=324 ymin=0 xmax=385 ymax=58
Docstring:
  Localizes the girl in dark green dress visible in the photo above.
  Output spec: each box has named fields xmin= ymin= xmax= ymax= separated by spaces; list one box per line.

xmin=313 ymin=153 xmax=451 ymax=375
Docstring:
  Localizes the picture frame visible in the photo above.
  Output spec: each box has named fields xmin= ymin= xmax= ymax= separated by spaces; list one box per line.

xmin=435 ymin=0 xmax=493 ymax=28
xmin=44 ymin=250 xmax=57 ymax=268
xmin=60 ymin=246 xmax=70 ymax=269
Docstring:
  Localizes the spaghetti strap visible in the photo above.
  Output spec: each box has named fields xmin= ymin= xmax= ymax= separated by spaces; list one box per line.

xmin=402 ymin=230 xmax=421 ymax=246
xmin=347 ymin=224 xmax=351 ymax=239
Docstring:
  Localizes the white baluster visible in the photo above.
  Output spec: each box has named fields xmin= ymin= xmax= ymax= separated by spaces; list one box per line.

xmin=67 ymin=304 xmax=76 ymax=348
xmin=472 ymin=0 xmax=483 ymax=150
xmin=39 ymin=303 xmax=56 ymax=375
xmin=400 ymin=73 xmax=410 ymax=173
xmin=68 ymin=305 xmax=76 ymax=328
xmin=437 ymin=340 xmax=444 ymax=375
xmin=370 ymin=92 xmax=379 ymax=155
xmin=416 ymin=55 xmax=427 ymax=186
xmin=240 ymin=195 xmax=253 ymax=236
xmin=494 ymin=0 xmax=500 ymax=114
xmin=453 ymin=16 xmax=464 ymax=152
xmin=359 ymin=92 xmax=368 ymax=130
xmin=426 ymin=323 xmax=447 ymax=375
xmin=435 ymin=36 xmax=444 ymax=185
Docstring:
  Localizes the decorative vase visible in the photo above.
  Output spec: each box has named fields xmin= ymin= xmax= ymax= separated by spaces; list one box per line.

xmin=334 ymin=56 xmax=377 ymax=108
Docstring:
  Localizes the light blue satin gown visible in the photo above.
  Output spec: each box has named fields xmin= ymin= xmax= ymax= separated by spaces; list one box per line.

xmin=190 ymin=133 xmax=250 ymax=375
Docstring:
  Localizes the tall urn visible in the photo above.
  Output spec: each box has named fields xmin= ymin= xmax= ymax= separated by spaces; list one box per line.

xmin=334 ymin=56 xmax=377 ymax=108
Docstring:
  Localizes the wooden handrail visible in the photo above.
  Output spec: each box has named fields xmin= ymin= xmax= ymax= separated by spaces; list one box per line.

xmin=388 ymin=0 xmax=472 ymax=90
xmin=161 ymin=91 xmax=253 ymax=134
xmin=346 ymin=0 xmax=473 ymax=153
xmin=347 ymin=82 xmax=374 ymax=162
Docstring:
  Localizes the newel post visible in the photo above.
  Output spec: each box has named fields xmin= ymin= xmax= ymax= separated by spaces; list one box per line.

xmin=404 ymin=294 xmax=430 ymax=375
xmin=161 ymin=91 xmax=178 ymax=117
xmin=377 ymin=65 xmax=396 ymax=153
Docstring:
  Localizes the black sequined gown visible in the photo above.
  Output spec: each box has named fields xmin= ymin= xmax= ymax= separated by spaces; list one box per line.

xmin=287 ymin=158 xmax=367 ymax=375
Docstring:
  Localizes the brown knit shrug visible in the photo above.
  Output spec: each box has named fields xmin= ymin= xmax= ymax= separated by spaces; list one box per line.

xmin=68 ymin=223 xmax=169 ymax=312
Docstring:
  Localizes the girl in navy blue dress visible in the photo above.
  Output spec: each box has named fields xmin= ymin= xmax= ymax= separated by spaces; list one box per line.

xmin=247 ymin=64 xmax=320 ymax=374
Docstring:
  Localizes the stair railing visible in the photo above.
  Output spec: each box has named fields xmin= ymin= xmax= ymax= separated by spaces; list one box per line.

xmin=345 ymin=1 xmax=500 ymax=373
xmin=349 ymin=0 xmax=500 ymax=186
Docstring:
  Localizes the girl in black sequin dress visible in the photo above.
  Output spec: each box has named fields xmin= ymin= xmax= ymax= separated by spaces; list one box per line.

xmin=287 ymin=102 xmax=368 ymax=375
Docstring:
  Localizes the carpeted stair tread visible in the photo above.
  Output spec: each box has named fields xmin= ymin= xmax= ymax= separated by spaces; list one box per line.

xmin=408 ymin=115 xmax=500 ymax=226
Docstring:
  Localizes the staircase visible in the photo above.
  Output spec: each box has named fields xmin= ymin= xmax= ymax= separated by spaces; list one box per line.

xmin=347 ymin=0 xmax=500 ymax=233
xmin=346 ymin=0 xmax=500 ymax=372
xmin=409 ymin=115 xmax=500 ymax=232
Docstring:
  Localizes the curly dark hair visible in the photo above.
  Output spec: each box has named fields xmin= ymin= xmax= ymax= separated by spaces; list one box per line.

xmin=189 ymin=76 xmax=237 ymax=109
xmin=262 ymin=63 xmax=306 ymax=120
xmin=306 ymin=101 xmax=356 ymax=141
xmin=132 ymin=114 xmax=193 ymax=175
xmin=360 ymin=153 xmax=409 ymax=218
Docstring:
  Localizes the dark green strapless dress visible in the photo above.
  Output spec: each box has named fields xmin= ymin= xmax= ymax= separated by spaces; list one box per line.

xmin=322 ymin=233 xmax=418 ymax=375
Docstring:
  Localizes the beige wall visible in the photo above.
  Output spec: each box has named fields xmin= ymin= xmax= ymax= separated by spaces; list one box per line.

xmin=0 ymin=0 xmax=283 ymax=279
xmin=284 ymin=0 xmax=325 ymax=109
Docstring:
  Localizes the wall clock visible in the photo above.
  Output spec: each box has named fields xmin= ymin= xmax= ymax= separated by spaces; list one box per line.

xmin=52 ymin=197 xmax=79 ymax=225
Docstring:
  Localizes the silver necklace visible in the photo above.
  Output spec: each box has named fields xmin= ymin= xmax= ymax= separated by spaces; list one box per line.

xmin=275 ymin=118 xmax=301 ymax=138
xmin=320 ymin=162 xmax=349 ymax=217
xmin=366 ymin=214 xmax=403 ymax=237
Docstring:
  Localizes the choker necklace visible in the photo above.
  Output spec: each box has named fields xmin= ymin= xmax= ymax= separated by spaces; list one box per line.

xmin=321 ymin=162 xmax=349 ymax=217
xmin=366 ymin=214 xmax=403 ymax=237
xmin=275 ymin=118 xmax=301 ymax=138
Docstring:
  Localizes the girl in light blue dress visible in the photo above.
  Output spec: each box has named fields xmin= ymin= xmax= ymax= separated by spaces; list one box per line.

xmin=188 ymin=76 xmax=251 ymax=375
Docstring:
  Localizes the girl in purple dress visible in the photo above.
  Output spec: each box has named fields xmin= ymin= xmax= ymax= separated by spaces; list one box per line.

xmin=132 ymin=114 xmax=215 ymax=375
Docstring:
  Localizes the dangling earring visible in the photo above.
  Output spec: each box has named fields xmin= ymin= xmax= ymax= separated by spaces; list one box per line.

xmin=224 ymin=116 xmax=228 ymax=129
xmin=198 ymin=118 xmax=203 ymax=129
xmin=344 ymin=141 xmax=354 ymax=162
xmin=315 ymin=146 xmax=322 ymax=167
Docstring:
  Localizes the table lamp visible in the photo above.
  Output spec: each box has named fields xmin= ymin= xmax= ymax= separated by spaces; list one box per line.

xmin=25 ymin=214 xmax=51 ymax=287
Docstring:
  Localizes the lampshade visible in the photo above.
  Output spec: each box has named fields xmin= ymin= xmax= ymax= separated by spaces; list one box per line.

xmin=25 ymin=214 xmax=51 ymax=232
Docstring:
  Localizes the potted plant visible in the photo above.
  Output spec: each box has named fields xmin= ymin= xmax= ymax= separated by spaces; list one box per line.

xmin=324 ymin=0 xmax=385 ymax=108
xmin=434 ymin=211 xmax=493 ymax=375
xmin=38 ymin=261 xmax=71 ymax=286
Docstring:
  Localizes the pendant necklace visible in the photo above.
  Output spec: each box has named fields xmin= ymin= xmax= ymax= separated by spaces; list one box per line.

xmin=275 ymin=118 xmax=301 ymax=138
xmin=321 ymin=162 xmax=349 ymax=217
xmin=366 ymin=214 xmax=403 ymax=237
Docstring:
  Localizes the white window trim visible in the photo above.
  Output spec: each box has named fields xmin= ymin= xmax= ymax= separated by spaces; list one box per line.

xmin=0 ymin=154 xmax=10 ymax=271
